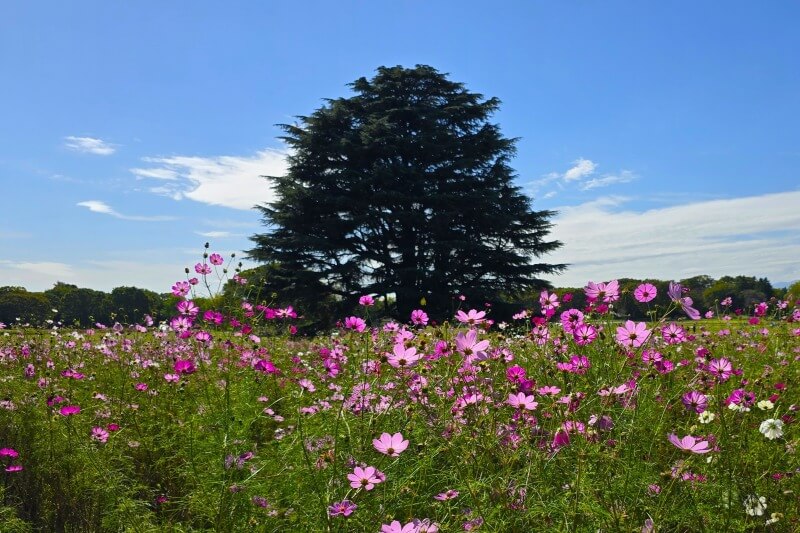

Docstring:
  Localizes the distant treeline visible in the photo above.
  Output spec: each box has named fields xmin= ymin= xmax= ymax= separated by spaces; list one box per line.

xmin=0 ymin=274 xmax=797 ymax=329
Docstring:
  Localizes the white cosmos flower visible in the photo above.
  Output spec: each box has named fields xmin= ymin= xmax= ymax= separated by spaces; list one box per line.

xmin=757 ymin=400 xmax=774 ymax=410
xmin=698 ymin=411 xmax=716 ymax=424
xmin=744 ymin=494 xmax=767 ymax=516
xmin=759 ymin=419 xmax=784 ymax=440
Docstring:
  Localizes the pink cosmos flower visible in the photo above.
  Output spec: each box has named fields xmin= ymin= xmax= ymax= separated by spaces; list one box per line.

xmin=358 ymin=295 xmax=375 ymax=306
xmin=373 ymin=432 xmax=409 ymax=456
xmin=667 ymin=433 xmax=711 ymax=454
xmin=668 ymin=282 xmax=701 ymax=320
xmin=387 ymin=344 xmax=422 ymax=368
xmin=5 ymin=465 xmax=22 ymax=472
xmin=585 ymin=280 xmax=620 ymax=303
xmin=194 ymin=262 xmax=212 ymax=275
xmin=707 ymin=357 xmax=733 ymax=381
xmin=410 ymin=309 xmax=429 ymax=326
xmin=328 ymin=500 xmax=357 ymax=517
xmin=91 ymin=427 xmax=109 ymax=443
xmin=634 ymin=283 xmax=657 ymax=303
xmin=434 ymin=489 xmax=459 ymax=500
xmin=344 ymin=316 xmax=367 ymax=333
xmin=539 ymin=291 xmax=560 ymax=313
xmin=59 ymin=405 xmax=80 ymax=416
xmin=455 ymin=309 xmax=486 ymax=325
xmin=176 ymin=300 xmax=200 ymax=317
xmin=170 ymin=316 xmax=193 ymax=334
xmin=560 ymin=309 xmax=584 ymax=333
xmin=347 ymin=465 xmax=382 ymax=491
xmin=381 ymin=521 xmax=418 ymax=533
xmin=454 ymin=329 xmax=490 ymax=362
xmin=661 ymin=323 xmax=686 ymax=344
xmin=615 ymin=320 xmax=651 ymax=348
xmin=682 ymin=391 xmax=708 ymax=413
xmin=0 ymin=448 xmax=19 ymax=458
xmin=208 ymin=253 xmax=224 ymax=265
xmin=572 ymin=323 xmax=598 ymax=346
xmin=507 ymin=392 xmax=538 ymax=410
xmin=171 ymin=280 xmax=191 ymax=297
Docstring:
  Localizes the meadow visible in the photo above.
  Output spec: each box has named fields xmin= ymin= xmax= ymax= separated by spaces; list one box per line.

xmin=1 ymin=269 xmax=798 ymax=532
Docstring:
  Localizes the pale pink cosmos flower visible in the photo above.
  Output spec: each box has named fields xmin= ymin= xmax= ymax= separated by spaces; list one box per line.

xmin=572 ymin=323 xmax=597 ymax=346
xmin=507 ymin=392 xmax=538 ymax=410
xmin=661 ymin=323 xmax=686 ymax=344
xmin=455 ymin=309 xmax=486 ymax=325
xmin=539 ymin=291 xmax=560 ymax=313
xmin=373 ymin=432 xmax=409 ymax=456
xmin=347 ymin=466 xmax=382 ymax=491
xmin=454 ymin=329 xmax=490 ymax=362
xmin=171 ymin=281 xmax=191 ymax=298
xmin=387 ymin=344 xmax=422 ymax=368
xmin=667 ymin=433 xmax=711 ymax=454
xmin=358 ymin=295 xmax=375 ymax=306
xmin=634 ymin=283 xmax=657 ymax=303
xmin=194 ymin=262 xmax=212 ymax=275
xmin=91 ymin=426 xmax=109 ymax=443
xmin=585 ymin=280 xmax=620 ymax=303
xmin=615 ymin=320 xmax=651 ymax=348
xmin=208 ymin=253 xmax=224 ymax=266
xmin=434 ymin=489 xmax=459 ymax=500
xmin=381 ymin=521 xmax=418 ymax=533
xmin=668 ymin=282 xmax=701 ymax=320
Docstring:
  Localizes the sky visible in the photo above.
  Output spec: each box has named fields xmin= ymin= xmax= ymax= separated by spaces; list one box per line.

xmin=1 ymin=1 xmax=799 ymax=294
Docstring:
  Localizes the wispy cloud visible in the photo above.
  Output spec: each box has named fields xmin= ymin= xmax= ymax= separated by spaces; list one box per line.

xmin=131 ymin=148 xmax=288 ymax=210
xmin=64 ymin=136 xmax=116 ymax=155
xmin=77 ymin=200 xmax=177 ymax=222
xmin=0 ymin=260 xmax=75 ymax=282
xmin=580 ymin=170 xmax=637 ymax=191
xmin=130 ymin=167 xmax=178 ymax=180
xmin=195 ymin=231 xmax=243 ymax=238
xmin=563 ymin=158 xmax=597 ymax=181
xmin=546 ymin=190 xmax=800 ymax=286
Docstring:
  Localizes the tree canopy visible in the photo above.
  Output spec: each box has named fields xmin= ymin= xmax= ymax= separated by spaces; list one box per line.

xmin=248 ymin=65 xmax=565 ymax=317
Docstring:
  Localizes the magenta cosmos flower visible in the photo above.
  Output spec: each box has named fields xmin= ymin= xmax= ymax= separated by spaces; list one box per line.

xmin=358 ymin=295 xmax=375 ymax=306
xmin=174 ymin=359 xmax=196 ymax=375
xmin=668 ymin=282 xmax=701 ymax=320
xmin=682 ymin=391 xmax=708 ymax=413
xmin=344 ymin=316 xmax=367 ymax=332
xmin=347 ymin=466 xmax=383 ymax=491
xmin=667 ymin=433 xmax=711 ymax=454
xmin=615 ymin=320 xmax=651 ymax=348
xmin=707 ymin=357 xmax=733 ymax=381
xmin=373 ymin=432 xmax=409 ymax=456
xmin=410 ymin=309 xmax=429 ymax=326
xmin=634 ymin=283 xmax=657 ymax=303
xmin=59 ymin=405 xmax=80 ymax=416
xmin=0 ymin=448 xmax=19 ymax=458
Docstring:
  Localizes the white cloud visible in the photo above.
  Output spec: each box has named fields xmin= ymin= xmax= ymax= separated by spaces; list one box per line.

xmin=64 ymin=136 xmax=116 ymax=155
xmin=195 ymin=231 xmax=242 ymax=238
xmin=132 ymin=148 xmax=288 ymax=210
xmin=581 ymin=170 xmax=637 ymax=190
xmin=77 ymin=200 xmax=177 ymax=222
xmin=563 ymin=158 xmax=597 ymax=181
xmin=131 ymin=167 xmax=178 ymax=180
xmin=546 ymin=190 xmax=800 ymax=287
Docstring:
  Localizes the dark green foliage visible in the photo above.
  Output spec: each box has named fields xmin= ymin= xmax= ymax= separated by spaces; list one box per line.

xmin=60 ymin=288 xmax=112 ymax=327
xmin=248 ymin=65 xmax=565 ymax=319
xmin=0 ymin=290 xmax=51 ymax=325
xmin=110 ymin=286 xmax=161 ymax=324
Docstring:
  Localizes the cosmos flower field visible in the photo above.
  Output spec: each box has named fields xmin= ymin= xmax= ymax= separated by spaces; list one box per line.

xmin=1 ymin=267 xmax=798 ymax=532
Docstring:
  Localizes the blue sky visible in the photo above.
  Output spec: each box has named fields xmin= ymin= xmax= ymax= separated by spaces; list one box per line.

xmin=1 ymin=1 xmax=799 ymax=293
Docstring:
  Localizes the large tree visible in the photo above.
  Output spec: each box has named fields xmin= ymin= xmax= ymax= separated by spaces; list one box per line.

xmin=248 ymin=65 xmax=565 ymax=317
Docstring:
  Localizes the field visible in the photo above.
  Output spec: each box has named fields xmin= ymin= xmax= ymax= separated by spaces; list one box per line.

xmin=1 ymin=283 xmax=798 ymax=532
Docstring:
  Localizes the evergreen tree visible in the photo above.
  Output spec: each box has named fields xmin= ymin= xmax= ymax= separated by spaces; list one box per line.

xmin=249 ymin=65 xmax=565 ymax=318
